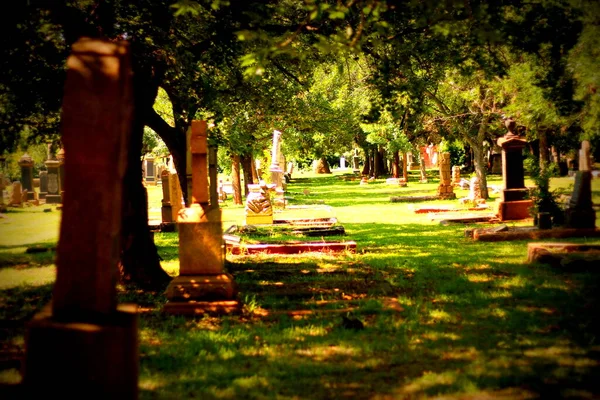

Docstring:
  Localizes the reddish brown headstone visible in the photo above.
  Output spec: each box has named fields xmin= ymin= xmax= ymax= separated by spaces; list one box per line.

xmin=23 ymin=38 xmax=138 ymax=399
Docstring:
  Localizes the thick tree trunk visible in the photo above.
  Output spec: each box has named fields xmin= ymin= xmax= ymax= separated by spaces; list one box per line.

xmin=392 ymin=151 xmax=400 ymax=178
xmin=361 ymin=148 xmax=370 ymax=176
xmin=240 ymin=153 xmax=253 ymax=198
xmin=472 ymin=145 xmax=489 ymax=199
xmin=231 ymin=154 xmax=243 ymax=205
xmin=315 ymin=157 xmax=331 ymax=174
xmin=402 ymin=152 xmax=408 ymax=181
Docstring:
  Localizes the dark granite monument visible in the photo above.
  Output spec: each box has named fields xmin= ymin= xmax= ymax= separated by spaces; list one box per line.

xmin=496 ymin=117 xmax=532 ymax=220
xmin=19 ymin=153 xmax=35 ymax=201
xmin=565 ymin=141 xmax=596 ymax=229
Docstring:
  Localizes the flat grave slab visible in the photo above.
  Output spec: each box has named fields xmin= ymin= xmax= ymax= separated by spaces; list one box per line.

xmin=390 ymin=195 xmax=438 ymax=203
xmin=527 ymin=242 xmax=600 ymax=269
xmin=469 ymin=226 xmax=600 ymax=241
xmin=227 ymin=240 xmax=357 ymax=255
xmin=431 ymin=212 xmax=499 ymax=224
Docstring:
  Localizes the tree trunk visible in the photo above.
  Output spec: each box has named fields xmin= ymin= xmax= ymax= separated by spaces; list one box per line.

xmin=119 ymin=70 xmax=172 ymax=289
xmin=240 ymin=153 xmax=253 ymax=198
xmin=250 ymin=155 xmax=259 ymax=184
xmin=231 ymin=154 xmax=243 ymax=205
xmin=315 ymin=157 xmax=331 ymax=174
xmin=539 ymin=128 xmax=549 ymax=172
xmin=402 ymin=152 xmax=408 ymax=181
xmin=419 ymin=153 xmax=427 ymax=182
xmin=472 ymin=145 xmax=489 ymax=199
xmin=392 ymin=151 xmax=400 ymax=178
xmin=373 ymin=147 xmax=381 ymax=178
xmin=361 ymin=148 xmax=370 ymax=176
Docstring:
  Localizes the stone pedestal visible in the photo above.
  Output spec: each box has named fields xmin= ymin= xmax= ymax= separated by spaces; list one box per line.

xmin=164 ymin=121 xmax=238 ymax=315
xmin=19 ymin=153 xmax=35 ymax=201
xmin=496 ymin=118 xmax=532 ymax=221
xmin=23 ymin=304 xmax=138 ymax=399
xmin=160 ymin=170 xmax=174 ymax=224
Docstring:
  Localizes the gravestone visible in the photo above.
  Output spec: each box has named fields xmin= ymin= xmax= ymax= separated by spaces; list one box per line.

xmin=490 ymin=153 xmax=502 ymax=174
xmin=10 ymin=181 xmax=22 ymax=207
xmin=45 ymin=158 xmax=62 ymax=204
xmin=39 ymin=170 xmax=48 ymax=200
xmin=437 ymin=152 xmax=456 ymax=199
xmin=352 ymin=149 xmax=360 ymax=173
xmin=144 ymin=155 xmax=156 ymax=185
xmin=245 ymin=183 xmax=275 ymax=225
xmin=56 ymin=147 xmax=66 ymax=200
xmin=565 ymin=141 xmax=596 ymax=229
xmin=0 ymin=174 xmax=5 ymax=211
xmin=23 ymin=38 xmax=138 ymax=399
xmin=164 ymin=120 xmax=238 ymax=315
xmin=19 ymin=153 xmax=35 ymax=201
xmin=160 ymin=170 xmax=173 ymax=223
xmin=451 ymin=166 xmax=461 ymax=186
xmin=496 ymin=117 xmax=532 ymax=220
xmin=340 ymin=156 xmax=346 ymax=169
xmin=270 ymin=130 xmax=284 ymax=190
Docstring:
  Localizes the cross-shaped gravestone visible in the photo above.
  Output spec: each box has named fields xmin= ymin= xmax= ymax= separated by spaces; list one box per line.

xmin=164 ymin=120 xmax=238 ymax=315
xmin=23 ymin=38 xmax=138 ymax=398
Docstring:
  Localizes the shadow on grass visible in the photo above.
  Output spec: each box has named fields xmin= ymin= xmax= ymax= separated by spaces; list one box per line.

xmin=138 ymin=221 xmax=600 ymax=398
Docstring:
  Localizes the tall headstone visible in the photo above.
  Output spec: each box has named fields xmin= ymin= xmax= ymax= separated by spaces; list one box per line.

xmin=352 ymin=149 xmax=360 ymax=173
xmin=496 ymin=117 xmax=532 ymax=220
xmin=565 ymin=141 xmax=596 ymax=229
xmin=23 ymin=38 xmax=138 ymax=399
xmin=19 ymin=153 xmax=35 ymax=201
xmin=39 ymin=170 xmax=48 ymax=200
xmin=160 ymin=170 xmax=173 ymax=223
xmin=144 ymin=155 xmax=156 ymax=185
xmin=44 ymin=158 xmax=62 ymax=204
xmin=437 ymin=152 xmax=456 ymax=199
xmin=270 ymin=130 xmax=283 ymax=189
xmin=164 ymin=120 xmax=238 ymax=315
xmin=56 ymin=147 xmax=66 ymax=201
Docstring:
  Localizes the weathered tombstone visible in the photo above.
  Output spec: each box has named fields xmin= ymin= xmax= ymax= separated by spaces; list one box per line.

xmin=45 ymin=158 xmax=62 ymax=204
xmin=144 ymin=155 xmax=156 ymax=185
xmin=437 ymin=152 xmax=456 ymax=199
xmin=164 ymin=120 xmax=238 ymax=315
xmin=160 ymin=169 xmax=173 ymax=223
xmin=496 ymin=117 xmax=532 ymax=220
xmin=565 ymin=141 xmax=596 ymax=229
xmin=56 ymin=147 xmax=66 ymax=201
xmin=490 ymin=153 xmax=502 ymax=174
xmin=352 ymin=149 xmax=360 ymax=173
xmin=245 ymin=183 xmax=275 ymax=225
xmin=340 ymin=156 xmax=346 ymax=169
xmin=39 ymin=170 xmax=48 ymax=200
xmin=23 ymin=38 xmax=138 ymax=399
xmin=270 ymin=130 xmax=284 ymax=190
xmin=451 ymin=165 xmax=461 ymax=186
xmin=10 ymin=181 xmax=22 ymax=207
xmin=469 ymin=176 xmax=482 ymax=203
xmin=19 ymin=153 xmax=35 ymax=201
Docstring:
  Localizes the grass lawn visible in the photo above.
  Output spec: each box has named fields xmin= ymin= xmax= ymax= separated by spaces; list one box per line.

xmin=1 ymin=170 xmax=600 ymax=399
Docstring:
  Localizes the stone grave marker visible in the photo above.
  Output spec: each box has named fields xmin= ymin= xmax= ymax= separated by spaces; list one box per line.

xmin=565 ymin=141 xmax=596 ymax=229
xmin=245 ymin=182 xmax=275 ymax=225
xmin=496 ymin=117 xmax=532 ymax=220
xmin=45 ymin=158 xmax=62 ymax=204
xmin=164 ymin=120 xmax=238 ymax=315
xmin=451 ymin=165 xmax=461 ymax=186
xmin=39 ymin=170 xmax=48 ymax=200
xmin=23 ymin=38 xmax=138 ymax=398
xmin=57 ymin=147 xmax=65 ymax=199
xmin=19 ymin=153 xmax=35 ymax=201
xmin=10 ymin=181 xmax=22 ymax=207
xmin=144 ymin=155 xmax=156 ymax=185
xmin=437 ymin=152 xmax=456 ymax=199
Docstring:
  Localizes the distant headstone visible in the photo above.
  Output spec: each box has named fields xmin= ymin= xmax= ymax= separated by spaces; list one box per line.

xmin=39 ymin=170 xmax=48 ymax=200
xmin=340 ymin=156 xmax=346 ymax=169
xmin=437 ymin=152 xmax=456 ymax=199
xmin=565 ymin=141 xmax=596 ymax=229
xmin=45 ymin=159 xmax=62 ymax=204
xmin=19 ymin=153 xmax=35 ymax=201
xmin=144 ymin=155 xmax=156 ymax=185
xmin=10 ymin=181 xmax=22 ymax=207
xmin=451 ymin=166 xmax=461 ymax=186
xmin=23 ymin=38 xmax=138 ymax=398
xmin=57 ymin=147 xmax=66 ymax=199
xmin=496 ymin=117 xmax=531 ymax=220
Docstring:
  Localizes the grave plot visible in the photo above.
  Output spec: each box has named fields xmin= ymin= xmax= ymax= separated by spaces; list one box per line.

xmin=527 ymin=242 xmax=600 ymax=270
xmin=468 ymin=225 xmax=600 ymax=241
xmin=228 ymin=261 xmax=403 ymax=320
xmin=224 ymin=223 xmax=356 ymax=255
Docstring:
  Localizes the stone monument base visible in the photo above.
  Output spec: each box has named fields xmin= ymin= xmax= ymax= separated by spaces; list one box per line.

xmin=45 ymin=194 xmax=62 ymax=204
xmin=23 ymin=303 xmax=138 ymax=399
xmin=164 ymin=273 xmax=238 ymax=315
xmin=496 ymin=199 xmax=533 ymax=221
xmin=565 ymin=208 xmax=596 ymax=229
xmin=246 ymin=214 xmax=274 ymax=225
xmin=501 ymin=188 xmax=528 ymax=202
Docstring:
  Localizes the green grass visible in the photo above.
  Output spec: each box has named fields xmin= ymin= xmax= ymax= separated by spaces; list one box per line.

xmin=2 ymin=170 xmax=600 ymax=399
